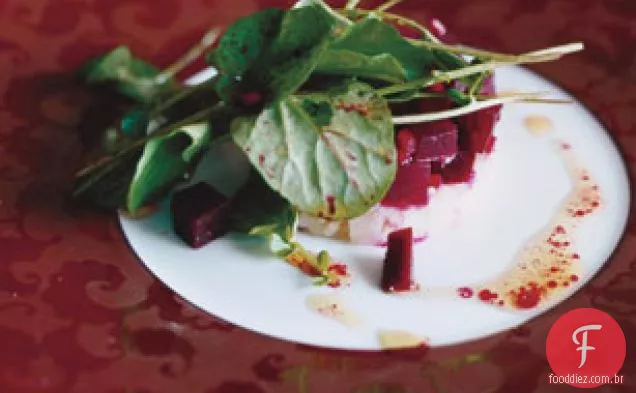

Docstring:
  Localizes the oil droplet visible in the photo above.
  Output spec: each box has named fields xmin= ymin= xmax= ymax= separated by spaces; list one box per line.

xmin=524 ymin=115 xmax=553 ymax=136
xmin=305 ymin=294 xmax=362 ymax=328
xmin=378 ymin=330 xmax=428 ymax=350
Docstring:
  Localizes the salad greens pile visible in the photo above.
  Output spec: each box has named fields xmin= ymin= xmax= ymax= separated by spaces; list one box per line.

xmin=72 ymin=0 xmax=582 ymax=286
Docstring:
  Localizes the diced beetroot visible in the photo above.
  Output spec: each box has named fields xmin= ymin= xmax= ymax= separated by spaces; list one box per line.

xmin=417 ymin=85 xmax=455 ymax=113
xmin=381 ymin=160 xmax=431 ymax=208
xmin=480 ymin=74 xmax=497 ymax=97
xmin=482 ymin=133 xmax=497 ymax=154
xmin=388 ymin=86 xmax=454 ymax=117
xmin=381 ymin=227 xmax=415 ymax=293
xmin=440 ymin=151 xmax=476 ymax=184
xmin=453 ymin=74 xmax=496 ymax=98
xmin=171 ymin=182 xmax=232 ymax=248
xmin=412 ymin=120 xmax=458 ymax=162
xmin=417 ymin=97 xmax=455 ymax=113
xmin=427 ymin=82 xmax=447 ymax=93
xmin=396 ymin=128 xmax=417 ymax=166
xmin=428 ymin=173 xmax=443 ymax=188
xmin=455 ymin=74 xmax=502 ymax=154
xmin=457 ymin=106 xmax=501 ymax=153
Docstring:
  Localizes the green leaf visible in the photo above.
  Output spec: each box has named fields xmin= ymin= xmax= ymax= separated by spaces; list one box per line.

xmin=292 ymin=0 xmax=351 ymax=28
xmin=208 ymin=9 xmax=284 ymax=78
xmin=232 ymin=81 xmax=396 ymax=220
xmin=207 ymin=5 xmax=334 ymax=103
xmin=299 ymin=99 xmax=334 ymax=127
xmin=126 ymin=123 xmax=211 ymax=213
xmin=326 ymin=17 xmax=436 ymax=80
xmin=230 ymin=173 xmax=298 ymax=255
xmin=81 ymin=46 xmax=174 ymax=104
xmin=315 ymin=50 xmax=407 ymax=83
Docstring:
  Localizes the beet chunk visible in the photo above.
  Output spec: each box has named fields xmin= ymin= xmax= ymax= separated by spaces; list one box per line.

xmin=396 ymin=128 xmax=417 ymax=166
xmin=457 ymin=106 xmax=501 ymax=154
xmin=456 ymin=75 xmax=502 ymax=154
xmin=381 ymin=227 xmax=415 ymax=293
xmin=381 ymin=160 xmax=431 ymax=208
xmin=416 ymin=91 xmax=455 ymax=113
xmin=171 ymin=182 xmax=232 ymax=248
xmin=413 ymin=120 xmax=458 ymax=162
xmin=440 ymin=151 xmax=476 ymax=184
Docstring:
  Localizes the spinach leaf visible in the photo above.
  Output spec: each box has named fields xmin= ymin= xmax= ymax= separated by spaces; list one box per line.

xmin=81 ymin=46 xmax=175 ymax=104
xmin=292 ymin=0 xmax=351 ymax=29
xmin=326 ymin=17 xmax=436 ymax=80
xmin=207 ymin=5 xmax=334 ymax=104
xmin=315 ymin=50 xmax=407 ymax=83
xmin=232 ymin=81 xmax=396 ymax=220
xmin=127 ymin=123 xmax=211 ymax=213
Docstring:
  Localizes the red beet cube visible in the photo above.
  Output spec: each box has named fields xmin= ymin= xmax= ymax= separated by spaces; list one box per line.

xmin=396 ymin=128 xmax=418 ymax=166
xmin=171 ymin=182 xmax=232 ymax=248
xmin=457 ymin=106 xmax=501 ymax=154
xmin=413 ymin=120 xmax=458 ymax=162
xmin=428 ymin=173 xmax=443 ymax=188
xmin=381 ymin=227 xmax=415 ymax=293
xmin=381 ymin=160 xmax=431 ymax=208
xmin=480 ymin=74 xmax=497 ymax=97
xmin=455 ymin=74 xmax=502 ymax=154
xmin=440 ymin=151 xmax=476 ymax=184
xmin=388 ymin=86 xmax=454 ymax=117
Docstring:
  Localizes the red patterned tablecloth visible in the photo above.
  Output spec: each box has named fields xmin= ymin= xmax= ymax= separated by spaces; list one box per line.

xmin=0 ymin=0 xmax=634 ymax=392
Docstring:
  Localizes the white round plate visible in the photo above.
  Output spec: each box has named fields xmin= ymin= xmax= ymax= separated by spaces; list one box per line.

xmin=120 ymin=66 xmax=630 ymax=350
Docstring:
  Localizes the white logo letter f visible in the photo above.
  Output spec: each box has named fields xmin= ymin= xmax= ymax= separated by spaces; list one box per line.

xmin=572 ymin=324 xmax=602 ymax=368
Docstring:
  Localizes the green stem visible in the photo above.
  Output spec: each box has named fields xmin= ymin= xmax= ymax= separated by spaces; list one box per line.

xmin=377 ymin=40 xmax=581 ymax=98
xmin=507 ymin=97 xmax=571 ymax=104
xmin=408 ymin=39 xmax=584 ymax=64
xmin=72 ymin=150 xmax=136 ymax=198
xmin=377 ymin=61 xmax=504 ymax=97
xmin=149 ymin=75 xmax=219 ymax=118
xmin=468 ymin=71 xmax=489 ymax=96
xmin=155 ymin=27 xmax=221 ymax=84
xmin=344 ymin=0 xmax=363 ymax=10
xmin=386 ymin=91 xmax=447 ymax=103
xmin=376 ymin=0 xmax=404 ymax=12
xmin=76 ymin=104 xmax=222 ymax=179
xmin=392 ymin=93 xmax=546 ymax=124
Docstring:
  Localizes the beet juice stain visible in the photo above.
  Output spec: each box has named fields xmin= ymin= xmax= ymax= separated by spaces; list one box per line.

xmin=458 ymin=142 xmax=601 ymax=310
